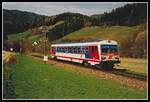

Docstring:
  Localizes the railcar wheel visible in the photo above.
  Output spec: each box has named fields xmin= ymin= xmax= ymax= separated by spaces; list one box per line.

xmin=83 ymin=61 xmax=90 ymax=67
xmin=51 ymin=56 xmax=57 ymax=60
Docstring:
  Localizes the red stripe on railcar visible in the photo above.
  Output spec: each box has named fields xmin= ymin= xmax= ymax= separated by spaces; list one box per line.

xmin=55 ymin=55 xmax=100 ymax=62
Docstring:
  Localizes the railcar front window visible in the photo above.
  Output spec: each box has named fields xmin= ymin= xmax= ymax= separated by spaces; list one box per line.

xmin=109 ymin=45 xmax=118 ymax=52
xmin=101 ymin=45 xmax=109 ymax=53
xmin=101 ymin=45 xmax=118 ymax=53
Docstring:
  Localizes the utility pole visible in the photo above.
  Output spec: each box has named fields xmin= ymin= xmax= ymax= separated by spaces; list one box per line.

xmin=20 ymin=38 xmax=23 ymax=56
xmin=44 ymin=33 xmax=46 ymax=64
xmin=42 ymin=29 xmax=48 ymax=64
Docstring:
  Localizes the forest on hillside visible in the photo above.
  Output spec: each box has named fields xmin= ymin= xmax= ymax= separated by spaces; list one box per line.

xmin=91 ymin=3 xmax=147 ymax=26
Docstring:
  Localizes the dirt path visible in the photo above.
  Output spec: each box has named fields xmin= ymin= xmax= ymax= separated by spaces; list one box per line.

xmin=29 ymin=55 xmax=147 ymax=92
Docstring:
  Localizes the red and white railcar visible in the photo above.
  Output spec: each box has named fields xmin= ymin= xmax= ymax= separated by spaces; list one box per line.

xmin=50 ymin=40 xmax=120 ymax=69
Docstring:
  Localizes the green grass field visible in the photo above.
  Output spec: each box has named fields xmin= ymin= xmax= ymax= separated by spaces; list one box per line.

xmin=7 ymin=33 xmax=23 ymax=40
xmin=116 ymin=57 xmax=147 ymax=76
xmin=3 ymin=54 xmax=147 ymax=99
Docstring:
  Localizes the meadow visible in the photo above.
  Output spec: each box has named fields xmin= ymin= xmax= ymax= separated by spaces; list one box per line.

xmin=7 ymin=32 xmax=44 ymax=43
xmin=3 ymin=53 xmax=147 ymax=99
xmin=116 ymin=57 xmax=147 ymax=76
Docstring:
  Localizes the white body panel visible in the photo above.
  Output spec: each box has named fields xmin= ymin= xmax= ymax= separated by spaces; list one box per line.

xmin=51 ymin=40 xmax=118 ymax=47
xmin=56 ymin=52 xmax=85 ymax=59
xmin=55 ymin=52 xmax=100 ymax=65
xmin=56 ymin=52 xmax=84 ymax=63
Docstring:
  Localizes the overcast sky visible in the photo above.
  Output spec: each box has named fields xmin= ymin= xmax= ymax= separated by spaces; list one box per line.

xmin=2 ymin=2 xmax=134 ymax=16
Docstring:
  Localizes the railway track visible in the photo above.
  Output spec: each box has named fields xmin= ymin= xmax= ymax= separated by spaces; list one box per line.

xmin=110 ymin=68 xmax=147 ymax=81
xmin=95 ymin=65 xmax=147 ymax=81
xmin=30 ymin=54 xmax=147 ymax=81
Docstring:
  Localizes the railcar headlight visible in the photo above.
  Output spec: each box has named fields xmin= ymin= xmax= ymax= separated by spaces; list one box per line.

xmin=101 ymin=56 xmax=106 ymax=60
xmin=115 ymin=57 xmax=119 ymax=60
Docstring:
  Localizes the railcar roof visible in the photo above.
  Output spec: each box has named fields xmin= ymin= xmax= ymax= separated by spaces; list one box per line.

xmin=51 ymin=40 xmax=118 ymax=47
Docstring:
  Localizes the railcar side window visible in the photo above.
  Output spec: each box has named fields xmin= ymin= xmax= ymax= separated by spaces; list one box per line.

xmin=62 ymin=47 xmax=65 ymax=52
xmin=68 ymin=47 xmax=71 ymax=53
xmin=81 ymin=47 xmax=85 ymax=53
xmin=57 ymin=47 xmax=60 ymax=52
xmin=64 ymin=47 xmax=66 ymax=53
xmin=56 ymin=47 xmax=58 ymax=52
xmin=80 ymin=47 xmax=82 ymax=53
xmin=63 ymin=47 xmax=65 ymax=53
xmin=63 ymin=47 xmax=66 ymax=53
xmin=61 ymin=47 xmax=63 ymax=52
xmin=59 ymin=47 xmax=61 ymax=52
xmin=56 ymin=47 xmax=57 ymax=52
xmin=71 ymin=47 xmax=74 ymax=53
xmin=66 ymin=47 xmax=69 ymax=53
xmin=73 ymin=47 xmax=76 ymax=53
xmin=75 ymin=47 xmax=78 ymax=53
xmin=59 ymin=47 xmax=60 ymax=52
xmin=78 ymin=47 xmax=81 ymax=53
xmin=85 ymin=47 xmax=89 ymax=54
xmin=66 ymin=47 xmax=68 ymax=53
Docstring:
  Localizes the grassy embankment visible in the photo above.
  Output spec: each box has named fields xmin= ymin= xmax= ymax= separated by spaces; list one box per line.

xmin=30 ymin=52 xmax=147 ymax=76
xmin=116 ymin=57 xmax=147 ymax=76
xmin=3 ymin=51 xmax=16 ymax=99
xmin=3 ymin=52 xmax=147 ymax=99
xmin=7 ymin=32 xmax=44 ymax=43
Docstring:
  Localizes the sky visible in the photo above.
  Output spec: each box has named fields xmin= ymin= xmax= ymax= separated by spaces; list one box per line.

xmin=2 ymin=2 xmax=134 ymax=16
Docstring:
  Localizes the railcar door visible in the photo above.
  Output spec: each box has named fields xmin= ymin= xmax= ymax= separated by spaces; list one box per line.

xmin=85 ymin=46 xmax=90 ymax=58
xmin=93 ymin=46 xmax=99 ymax=59
xmin=89 ymin=46 xmax=94 ymax=59
xmin=89 ymin=46 xmax=99 ymax=59
xmin=51 ymin=47 xmax=56 ymax=55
